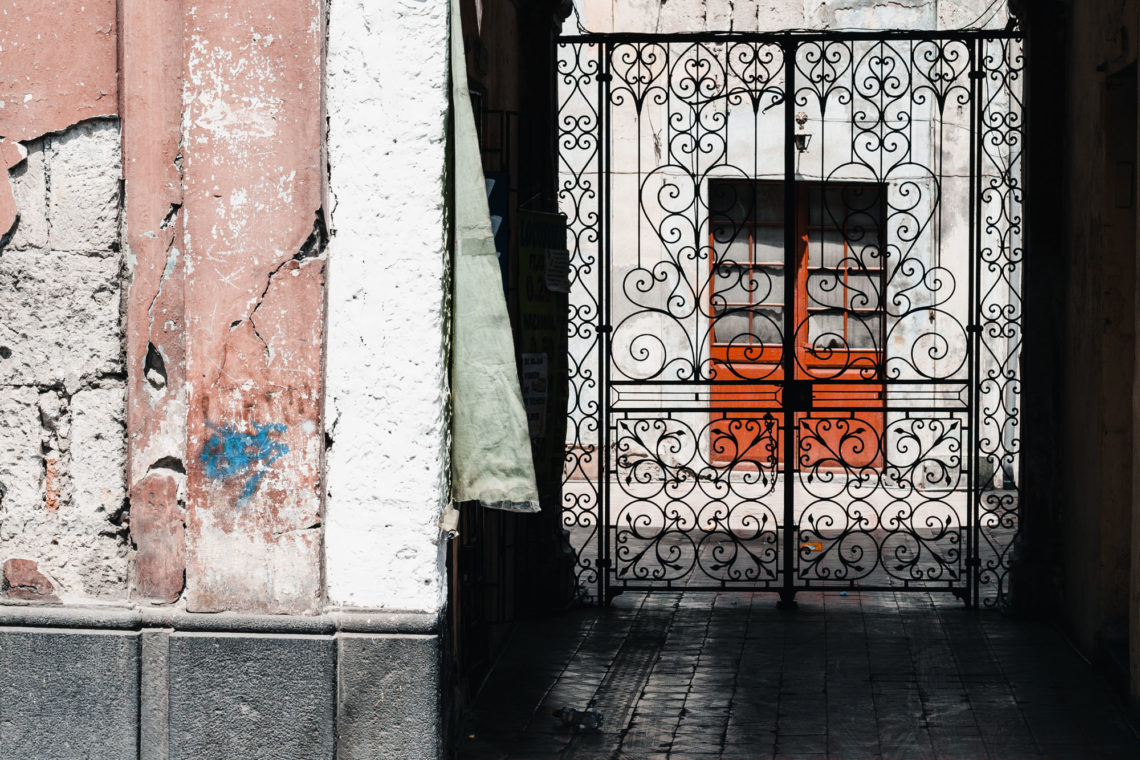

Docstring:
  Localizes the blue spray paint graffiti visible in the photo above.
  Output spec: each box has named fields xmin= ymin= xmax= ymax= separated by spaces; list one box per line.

xmin=200 ymin=422 xmax=290 ymax=502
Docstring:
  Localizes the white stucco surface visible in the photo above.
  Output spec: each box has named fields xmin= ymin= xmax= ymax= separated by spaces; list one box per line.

xmin=325 ymin=0 xmax=451 ymax=612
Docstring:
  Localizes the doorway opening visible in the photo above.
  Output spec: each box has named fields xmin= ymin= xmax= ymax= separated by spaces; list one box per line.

xmin=559 ymin=30 xmax=1024 ymax=608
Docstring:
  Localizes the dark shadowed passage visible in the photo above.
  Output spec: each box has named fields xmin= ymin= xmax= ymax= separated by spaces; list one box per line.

xmin=458 ymin=591 xmax=1140 ymax=759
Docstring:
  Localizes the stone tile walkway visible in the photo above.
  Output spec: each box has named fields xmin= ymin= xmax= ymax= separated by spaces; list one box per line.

xmin=457 ymin=591 xmax=1140 ymax=759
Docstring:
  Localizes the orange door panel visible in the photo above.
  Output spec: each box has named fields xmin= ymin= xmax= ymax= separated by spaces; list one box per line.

xmin=709 ymin=181 xmax=886 ymax=469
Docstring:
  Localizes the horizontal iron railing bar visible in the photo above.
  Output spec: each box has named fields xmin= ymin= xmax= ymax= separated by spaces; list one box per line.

xmin=609 ymin=379 xmax=971 ymax=386
xmin=610 ymin=406 xmax=969 ymax=413
xmin=558 ymin=29 xmax=1021 ymax=45
xmin=609 ymin=583 xmax=966 ymax=592
xmin=794 ymin=584 xmax=967 ymax=592
xmin=611 ymin=587 xmax=788 ymax=592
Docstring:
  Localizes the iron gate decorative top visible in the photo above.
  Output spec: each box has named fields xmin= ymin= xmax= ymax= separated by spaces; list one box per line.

xmin=558 ymin=29 xmax=1022 ymax=608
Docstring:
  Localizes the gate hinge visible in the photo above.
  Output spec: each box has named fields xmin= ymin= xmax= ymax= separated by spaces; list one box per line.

xmin=599 ymin=324 xmax=613 ymax=334
xmin=597 ymin=73 xmax=613 ymax=83
xmin=969 ymin=70 xmax=985 ymax=80
xmin=598 ymin=558 xmax=612 ymax=569
xmin=966 ymin=324 xmax=982 ymax=334
xmin=966 ymin=555 xmax=981 ymax=567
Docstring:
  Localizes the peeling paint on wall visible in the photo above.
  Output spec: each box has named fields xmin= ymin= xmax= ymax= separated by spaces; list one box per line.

xmin=0 ymin=0 xmax=118 ymax=140
xmin=0 ymin=139 xmax=28 ymax=234
xmin=0 ymin=0 xmax=331 ymax=613
xmin=181 ymin=0 xmax=325 ymax=614
xmin=0 ymin=0 xmax=118 ymax=236
xmin=200 ymin=422 xmax=290 ymax=502
xmin=2 ymin=558 xmax=59 ymax=603
xmin=120 ymin=0 xmax=187 ymax=606
xmin=129 ymin=470 xmax=185 ymax=603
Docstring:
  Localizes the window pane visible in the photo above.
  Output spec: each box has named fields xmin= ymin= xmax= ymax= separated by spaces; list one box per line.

xmin=809 ymin=185 xmax=884 ymax=224
xmin=752 ymin=308 xmax=783 ymax=344
xmin=845 ymin=272 xmax=881 ymax=310
xmin=842 ymin=221 xmax=880 ymax=259
xmin=846 ymin=313 xmax=882 ymax=349
xmin=807 ymin=311 xmax=846 ymax=350
xmin=712 ymin=264 xmax=756 ymax=304
xmin=753 ymin=226 xmax=784 ymax=264
xmin=751 ymin=266 xmax=784 ymax=304
xmin=807 ymin=187 xmax=842 ymax=227
xmin=712 ymin=224 xmax=750 ymax=264
xmin=709 ymin=182 xmax=753 ymax=224
xmin=713 ymin=309 xmax=750 ymax=344
xmin=754 ymin=183 xmax=783 ymax=223
xmin=713 ymin=307 xmax=783 ymax=344
xmin=807 ymin=270 xmax=845 ymax=308
xmin=841 ymin=184 xmax=884 ymax=220
xmin=712 ymin=265 xmax=782 ymax=307
xmin=807 ymin=230 xmax=847 ymax=268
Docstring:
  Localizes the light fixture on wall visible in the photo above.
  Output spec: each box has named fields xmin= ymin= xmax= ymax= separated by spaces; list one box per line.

xmin=794 ymin=112 xmax=812 ymax=153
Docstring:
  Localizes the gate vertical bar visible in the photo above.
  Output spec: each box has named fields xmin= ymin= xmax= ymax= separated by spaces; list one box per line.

xmin=967 ymin=36 xmax=981 ymax=608
xmin=779 ymin=37 xmax=799 ymax=609
xmin=597 ymin=41 xmax=611 ymax=605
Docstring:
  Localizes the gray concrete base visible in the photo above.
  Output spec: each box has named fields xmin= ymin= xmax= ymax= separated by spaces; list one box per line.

xmin=0 ymin=629 xmax=140 ymax=760
xmin=0 ymin=617 xmax=442 ymax=760
xmin=337 ymin=634 xmax=441 ymax=760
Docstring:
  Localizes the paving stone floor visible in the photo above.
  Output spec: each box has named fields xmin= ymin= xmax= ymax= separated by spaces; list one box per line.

xmin=457 ymin=590 xmax=1140 ymax=759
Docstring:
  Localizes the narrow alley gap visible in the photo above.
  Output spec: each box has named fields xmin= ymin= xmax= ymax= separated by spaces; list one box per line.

xmin=457 ymin=592 xmax=1140 ymax=759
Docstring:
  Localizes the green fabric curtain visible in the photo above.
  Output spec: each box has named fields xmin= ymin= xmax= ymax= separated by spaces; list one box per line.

xmin=449 ymin=0 xmax=540 ymax=512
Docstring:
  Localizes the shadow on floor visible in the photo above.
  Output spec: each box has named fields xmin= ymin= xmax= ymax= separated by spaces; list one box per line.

xmin=457 ymin=591 xmax=1140 ymax=759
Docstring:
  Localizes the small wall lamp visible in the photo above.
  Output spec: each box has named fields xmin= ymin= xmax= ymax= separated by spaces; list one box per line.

xmin=794 ymin=112 xmax=812 ymax=153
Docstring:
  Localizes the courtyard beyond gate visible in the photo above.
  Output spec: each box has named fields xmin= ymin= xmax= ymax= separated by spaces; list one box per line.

xmin=558 ymin=29 xmax=1024 ymax=607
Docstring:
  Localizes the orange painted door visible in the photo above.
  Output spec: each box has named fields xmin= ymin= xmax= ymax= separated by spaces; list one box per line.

xmin=709 ymin=181 xmax=886 ymax=469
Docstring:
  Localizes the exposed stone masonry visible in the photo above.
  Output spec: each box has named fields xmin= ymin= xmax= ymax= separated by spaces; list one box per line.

xmin=0 ymin=119 xmax=128 ymax=602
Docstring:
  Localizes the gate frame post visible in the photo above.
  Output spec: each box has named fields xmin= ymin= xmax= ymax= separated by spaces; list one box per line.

xmin=779 ymin=35 xmax=800 ymax=612
xmin=597 ymin=39 xmax=612 ymax=608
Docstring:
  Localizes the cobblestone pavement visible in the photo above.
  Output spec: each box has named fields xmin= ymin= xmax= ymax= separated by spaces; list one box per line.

xmin=456 ymin=591 xmax=1140 ymax=759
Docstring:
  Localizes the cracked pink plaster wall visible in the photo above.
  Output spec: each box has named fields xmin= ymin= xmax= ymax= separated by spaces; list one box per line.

xmin=181 ymin=0 xmax=326 ymax=614
xmin=0 ymin=0 xmax=125 ymax=605
xmin=1 ymin=0 xmax=327 ymax=614
xmin=0 ymin=0 xmax=118 ymax=233
xmin=121 ymin=0 xmax=187 ymax=604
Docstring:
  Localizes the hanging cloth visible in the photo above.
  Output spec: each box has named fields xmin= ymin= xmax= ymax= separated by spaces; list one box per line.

xmin=448 ymin=0 xmax=540 ymax=513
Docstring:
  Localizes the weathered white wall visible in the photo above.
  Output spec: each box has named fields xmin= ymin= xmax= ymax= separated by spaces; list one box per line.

xmin=325 ymin=0 xmax=451 ymax=612
xmin=580 ymin=0 xmax=1008 ymax=32
xmin=0 ymin=120 xmax=128 ymax=601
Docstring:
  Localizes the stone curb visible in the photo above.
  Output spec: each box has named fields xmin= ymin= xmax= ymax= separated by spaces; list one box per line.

xmin=0 ymin=604 xmax=440 ymax=635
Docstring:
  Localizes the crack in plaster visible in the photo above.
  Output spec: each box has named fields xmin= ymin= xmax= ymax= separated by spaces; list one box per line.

xmin=272 ymin=520 xmax=322 ymax=539
xmin=145 ymin=229 xmax=180 ymax=322
xmin=244 ymin=212 xmax=328 ymax=366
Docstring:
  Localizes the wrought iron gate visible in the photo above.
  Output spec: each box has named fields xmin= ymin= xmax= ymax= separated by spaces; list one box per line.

xmin=558 ymin=29 xmax=1023 ymax=608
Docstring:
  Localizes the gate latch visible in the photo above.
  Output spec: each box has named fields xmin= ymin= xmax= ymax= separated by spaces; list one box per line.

xmin=786 ymin=380 xmax=814 ymax=411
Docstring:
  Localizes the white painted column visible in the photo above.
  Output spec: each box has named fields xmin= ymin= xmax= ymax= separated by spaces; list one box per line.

xmin=325 ymin=0 xmax=450 ymax=612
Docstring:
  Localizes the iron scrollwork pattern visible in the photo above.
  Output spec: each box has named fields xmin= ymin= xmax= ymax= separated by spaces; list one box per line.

xmin=558 ymin=29 xmax=1023 ymax=607
xmin=975 ymin=36 xmax=1023 ymax=608
xmin=558 ymin=41 xmax=603 ymax=603
xmin=611 ymin=413 xmax=781 ymax=586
